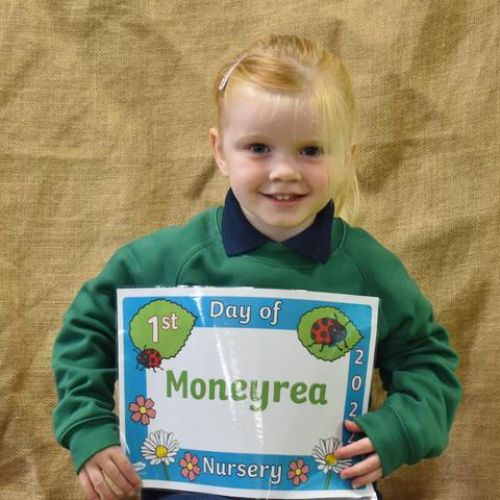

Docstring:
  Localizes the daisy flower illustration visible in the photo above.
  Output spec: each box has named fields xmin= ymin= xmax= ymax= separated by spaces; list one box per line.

xmin=129 ymin=395 xmax=156 ymax=425
xmin=141 ymin=430 xmax=179 ymax=479
xmin=312 ymin=436 xmax=352 ymax=489
xmin=287 ymin=458 xmax=309 ymax=486
xmin=179 ymin=452 xmax=201 ymax=481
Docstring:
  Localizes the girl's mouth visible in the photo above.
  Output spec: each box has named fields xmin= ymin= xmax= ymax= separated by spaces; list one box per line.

xmin=266 ymin=193 xmax=305 ymax=201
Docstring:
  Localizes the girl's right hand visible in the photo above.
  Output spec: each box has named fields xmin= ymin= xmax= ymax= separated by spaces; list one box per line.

xmin=78 ymin=446 xmax=141 ymax=499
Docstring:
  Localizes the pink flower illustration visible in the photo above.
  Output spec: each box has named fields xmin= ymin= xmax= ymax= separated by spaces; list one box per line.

xmin=179 ymin=452 xmax=201 ymax=481
xmin=129 ymin=395 xmax=156 ymax=425
xmin=287 ymin=458 xmax=309 ymax=486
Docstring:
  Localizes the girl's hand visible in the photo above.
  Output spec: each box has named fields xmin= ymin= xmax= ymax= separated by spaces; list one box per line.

xmin=78 ymin=446 xmax=141 ymax=499
xmin=335 ymin=420 xmax=383 ymax=489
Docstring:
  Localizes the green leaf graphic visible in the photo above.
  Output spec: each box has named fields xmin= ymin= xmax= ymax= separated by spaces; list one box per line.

xmin=297 ymin=306 xmax=362 ymax=362
xmin=130 ymin=300 xmax=196 ymax=359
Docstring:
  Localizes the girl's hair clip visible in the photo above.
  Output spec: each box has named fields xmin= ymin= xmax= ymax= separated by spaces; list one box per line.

xmin=218 ymin=53 xmax=248 ymax=92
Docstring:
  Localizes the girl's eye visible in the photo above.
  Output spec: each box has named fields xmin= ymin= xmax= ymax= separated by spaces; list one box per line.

xmin=248 ymin=143 xmax=271 ymax=154
xmin=301 ymin=146 xmax=323 ymax=157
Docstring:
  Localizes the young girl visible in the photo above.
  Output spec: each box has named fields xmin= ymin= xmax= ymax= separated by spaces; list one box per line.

xmin=52 ymin=35 xmax=461 ymax=500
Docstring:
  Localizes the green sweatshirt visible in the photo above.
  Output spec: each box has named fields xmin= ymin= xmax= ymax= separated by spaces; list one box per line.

xmin=52 ymin=207 xmax=461 ymax=476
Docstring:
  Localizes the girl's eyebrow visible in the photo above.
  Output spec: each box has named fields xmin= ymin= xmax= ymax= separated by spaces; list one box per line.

xmin=294 ymin=138 xmax=324 ymax=147
xmin=299 ymin=137 xmax=322 ymax=144
xmin=235 ymin=133 xmax=322 ymax=144
xmin=234 ymin=133 xmax=269 ymax=144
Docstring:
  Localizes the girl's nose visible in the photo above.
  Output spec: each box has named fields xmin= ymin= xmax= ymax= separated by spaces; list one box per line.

xmin=268 ymin=158 xmax=301 ymax=182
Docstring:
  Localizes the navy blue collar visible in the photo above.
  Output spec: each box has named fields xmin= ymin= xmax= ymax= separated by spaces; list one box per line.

xmin=221 ymin=189 xmax=333 ymax=263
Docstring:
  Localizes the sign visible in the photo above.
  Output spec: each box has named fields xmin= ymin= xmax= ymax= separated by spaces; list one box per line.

xmin=117 ymin=287 xmax=378 ymax=499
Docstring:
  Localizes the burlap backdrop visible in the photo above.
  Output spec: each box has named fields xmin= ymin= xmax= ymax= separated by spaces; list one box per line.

xmin=1 ymin=1 xmax=498 ymax=499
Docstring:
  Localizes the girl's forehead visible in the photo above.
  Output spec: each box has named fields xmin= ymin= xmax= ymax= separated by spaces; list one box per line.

xmin=222 ymin=83 xmax=320 ymax=133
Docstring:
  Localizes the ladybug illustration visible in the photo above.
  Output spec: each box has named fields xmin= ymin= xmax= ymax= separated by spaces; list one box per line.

xmin=309 ymin=317 xmax=349 ymax=351
xmin=135 ymin=347 xmax=163 ymax=371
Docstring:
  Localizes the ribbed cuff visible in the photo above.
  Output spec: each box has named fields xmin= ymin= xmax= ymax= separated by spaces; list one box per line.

xmin=68 ymin=419 xmax=121 ymax=473
xmin=355 ymin=402 xmax=412 ymax=476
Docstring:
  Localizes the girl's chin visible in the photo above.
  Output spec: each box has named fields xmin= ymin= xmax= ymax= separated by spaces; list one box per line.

xmin=247 ymin=216 xmax=316 ymax=241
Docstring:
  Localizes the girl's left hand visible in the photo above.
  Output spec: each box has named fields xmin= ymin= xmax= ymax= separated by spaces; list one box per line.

xmin=334 ymin=420 xmax=383 ymax=488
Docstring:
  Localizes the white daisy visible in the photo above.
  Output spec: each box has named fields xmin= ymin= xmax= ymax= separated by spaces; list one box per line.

xmin=141 ymin=430 xmax=179 ymax=465
xmin=312 ymin=436 xmax=352 ymax=474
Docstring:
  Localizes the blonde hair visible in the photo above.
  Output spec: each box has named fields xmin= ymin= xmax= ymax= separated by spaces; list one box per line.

xmin=212 ymin=34 xmax=359 ymax=221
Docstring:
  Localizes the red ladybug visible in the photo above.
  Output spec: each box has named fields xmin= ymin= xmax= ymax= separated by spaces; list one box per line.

xmin=309 ymin=317 xmax=348 ymax=351
xmin=136 ymin=347 xmax=163 ymax=371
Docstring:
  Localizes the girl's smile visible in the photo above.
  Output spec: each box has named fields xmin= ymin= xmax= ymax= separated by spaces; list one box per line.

xmin=263 ymin=193 xmax=307 ymax=206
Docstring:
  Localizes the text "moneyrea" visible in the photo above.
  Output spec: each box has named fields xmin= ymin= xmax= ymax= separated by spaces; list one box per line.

xmin=165 ymin=370 xmax=327 ymax=412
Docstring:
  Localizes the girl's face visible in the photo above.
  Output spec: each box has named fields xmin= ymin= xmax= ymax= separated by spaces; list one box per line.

xmin=211 ymin=84 xmax=338 ymax=242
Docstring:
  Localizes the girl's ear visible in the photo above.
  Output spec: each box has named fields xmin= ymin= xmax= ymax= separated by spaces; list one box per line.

xmin=209 ymin=128 xmax=228 ymax=176
xmin=344 ymin=144 xmax=357 ymax=168
xmin=350 ymin=144 xmax=357 ymax=162
xmin=346 ymin=144 xmax=358 ymax=163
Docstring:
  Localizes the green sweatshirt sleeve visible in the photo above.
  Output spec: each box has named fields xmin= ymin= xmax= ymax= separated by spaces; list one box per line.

xmin=52 ymin=245 xmax=140 ymax=472
xmin=349 ymin=236 xmax=462 ymax=476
